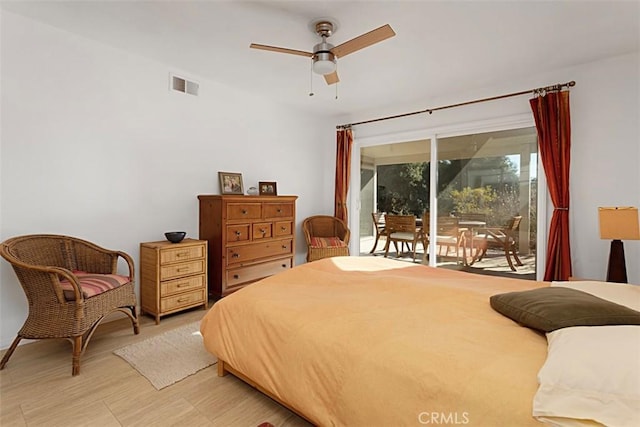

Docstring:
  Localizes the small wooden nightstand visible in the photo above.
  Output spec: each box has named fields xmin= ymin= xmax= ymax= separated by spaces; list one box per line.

xmin=140 ymin=238 xmax=208 ymax=324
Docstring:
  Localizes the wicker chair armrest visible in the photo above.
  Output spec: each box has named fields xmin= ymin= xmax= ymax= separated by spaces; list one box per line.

xmin=340 ymin=226 xmax=351 ymax=245
xmin=302 ymin=227 xmax=313 ymax=246
xmin=3 ymin=257 xmax=84 ymax=302
xmin=54 ymin=268 xmax=85 ymax=302
xmin=115 ymin=250 xmax=135 ymax=280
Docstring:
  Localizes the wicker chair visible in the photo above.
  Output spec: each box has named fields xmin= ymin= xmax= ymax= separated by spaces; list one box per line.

xmin=0 ymin=234 xmax=139 ymax=375
xmin=303 ymin=216 xmax=350 ymax=262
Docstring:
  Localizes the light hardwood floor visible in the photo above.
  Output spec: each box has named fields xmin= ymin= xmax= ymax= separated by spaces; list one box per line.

xmin=0 ymin=306 xmax=312 ymax=427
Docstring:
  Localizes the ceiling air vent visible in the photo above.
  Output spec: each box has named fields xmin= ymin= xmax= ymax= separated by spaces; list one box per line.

xmin=170 ymin=73 xmax=199 ymax=96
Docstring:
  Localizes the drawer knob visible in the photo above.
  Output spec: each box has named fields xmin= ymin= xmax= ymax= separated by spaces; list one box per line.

xmin=235 ymin=231 xmax=241 ymax=236
xmin=177 ymin=267 xmax=189 ymax=272
xmin=233 ymin=274 xmax=239 ymax=279
xmin=281 ymin=245 xmax=288 ymax=249
xmin=280 ymin=226 xmax=286 ymax=231
xmin=231 ymin=253 xmax=240 ymax=258
xmin=281 ymin=264 xmax=287 ymax=268
xmin=177 ymin=282 xmax=188 ymax=288
xmin=259 ymin=228 xmax=266 ymax=233
xmin=241 ymin=209 xmax=247 ymax=215
xmin=277 ymin=208 xmax=282 ymax=213
xmin=176 ymin=252 xmax=187 ymax=257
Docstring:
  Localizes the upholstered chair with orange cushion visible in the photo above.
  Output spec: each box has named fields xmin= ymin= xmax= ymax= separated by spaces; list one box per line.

xmin=0 ymin=234 xmax=139 ymax=375
xmin=302 ymin=215 xmax=350 ymax=262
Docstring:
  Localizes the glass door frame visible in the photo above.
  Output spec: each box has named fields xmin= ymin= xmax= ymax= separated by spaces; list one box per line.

xmin=349 ymin=113 xmax=548 ymax=280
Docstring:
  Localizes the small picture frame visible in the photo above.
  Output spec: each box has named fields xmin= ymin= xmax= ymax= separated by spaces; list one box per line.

xmin=259 ymin=181 xmax=277 ymax=196
xmin=219 ymin=172 xmax=244 ymax=195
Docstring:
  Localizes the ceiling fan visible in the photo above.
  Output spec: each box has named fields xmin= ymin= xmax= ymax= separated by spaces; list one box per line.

xmin=250 ymin=19 xmax=395 ymax=85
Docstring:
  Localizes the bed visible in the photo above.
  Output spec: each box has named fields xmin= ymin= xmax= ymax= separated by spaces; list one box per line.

xmin=200 ymin=256 xmax=640 ymax=426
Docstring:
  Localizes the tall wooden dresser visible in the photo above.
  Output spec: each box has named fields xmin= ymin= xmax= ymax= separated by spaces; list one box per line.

xmin=140 ymin=238 xmax=208 ymax=324
xmin=198 ymin=194 xmax=297 ymax=298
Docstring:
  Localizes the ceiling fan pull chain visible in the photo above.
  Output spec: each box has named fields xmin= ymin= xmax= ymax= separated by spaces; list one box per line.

xmin=335 ymin=63 xmax=339 ymax=100
xmin=309 ymin=59 xmax=314 ymax=97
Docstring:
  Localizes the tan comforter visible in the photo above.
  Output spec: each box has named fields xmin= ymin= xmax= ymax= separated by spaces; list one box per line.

xmin=201 ymin=256 xmax=548 ymax=426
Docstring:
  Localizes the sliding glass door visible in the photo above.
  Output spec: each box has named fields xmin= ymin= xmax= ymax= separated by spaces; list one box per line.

xmin=358 ymin=126 xmax=538 ymax=279
xmin=360 ymin=139 xmax=429 ymax=255
xmin=436 ymin=128 xmax=537 ymax=277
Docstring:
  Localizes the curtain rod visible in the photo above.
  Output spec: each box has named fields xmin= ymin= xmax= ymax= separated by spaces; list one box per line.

xmin=336 ymin=80 xmax=575 ymax=129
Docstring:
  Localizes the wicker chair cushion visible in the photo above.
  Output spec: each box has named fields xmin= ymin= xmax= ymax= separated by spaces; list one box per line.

xmin=59 ymin=272 xmax=130 ymax=301
xmin=310 ymin=237 xmax=347 ymax=248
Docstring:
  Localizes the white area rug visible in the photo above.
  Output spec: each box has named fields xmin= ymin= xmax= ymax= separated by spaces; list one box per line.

xmin=114 ymin=321 xmax=217 ymax=390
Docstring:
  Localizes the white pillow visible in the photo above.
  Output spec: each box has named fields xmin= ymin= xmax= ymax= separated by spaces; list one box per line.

xmin=552 ymin=281 xmax=640 ymax=311
xmin=533 ymin=325 xmax=640 ymax=427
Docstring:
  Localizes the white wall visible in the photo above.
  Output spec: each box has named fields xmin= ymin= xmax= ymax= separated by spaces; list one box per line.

xmin=0 ymin=11 xmax=336 ymax=348
xmin=340 ymin=52 xmax=640 ymax=285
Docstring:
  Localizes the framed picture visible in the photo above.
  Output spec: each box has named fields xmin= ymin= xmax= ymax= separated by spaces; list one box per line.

xmin=219 ymin=172 xmax=244 ymax=195
xmin=259 ymin=181 xmax=277 ymax=196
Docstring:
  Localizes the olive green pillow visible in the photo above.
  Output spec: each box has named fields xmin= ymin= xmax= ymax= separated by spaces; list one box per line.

xmin=490 ymin=287 xmax=640 ymax=332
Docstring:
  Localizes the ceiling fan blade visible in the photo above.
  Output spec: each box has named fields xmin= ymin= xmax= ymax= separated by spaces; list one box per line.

xmin=331 ymin=24 xmax=396 ymax=59
xmin=250 ymin=43 xmax=313 ymax=58
xmin=324 ymin=71 xmax=340 ymax=85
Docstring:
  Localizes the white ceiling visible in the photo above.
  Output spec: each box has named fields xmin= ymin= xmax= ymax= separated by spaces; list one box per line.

xmin=2 ymin=0 xmax=638 ymax=119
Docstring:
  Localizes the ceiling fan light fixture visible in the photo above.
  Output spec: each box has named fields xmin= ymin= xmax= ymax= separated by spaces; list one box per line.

xmin=313 ymin=53 xmax=336 ymax=75
xmin=312 ymin=40 xmax=336 ymax=75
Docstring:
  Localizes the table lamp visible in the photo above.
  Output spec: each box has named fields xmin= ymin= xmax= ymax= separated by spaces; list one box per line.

xmin=598 ymin=206 xmax=640 ymax=283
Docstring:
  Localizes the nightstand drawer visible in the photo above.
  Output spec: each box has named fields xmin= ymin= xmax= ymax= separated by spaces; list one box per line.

xmin=160 ymin=260 xmax=205 ymax=280
xmin=160 ymin=245 xmax=205 ymax=264
xmin=161 ymin=274 xmax=205 ymax=296
xmin=161 ymin=288 xmax=206 ymax=312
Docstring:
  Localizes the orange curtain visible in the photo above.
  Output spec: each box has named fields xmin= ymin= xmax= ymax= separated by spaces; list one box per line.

xmin=334 ymin=128 xmax=353 ymax=223
xmin=530 ymin=90 xmax=572 ymax=281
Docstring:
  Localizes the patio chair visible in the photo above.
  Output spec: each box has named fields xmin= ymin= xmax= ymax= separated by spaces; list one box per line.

xmin=0 ymin=234 xmax=139 ymax=375
xmin=423 ymin=215 xmax=467 ymax=264
xmin=369 ymin=212 xmax=386 ymax=253
xmin=471 ymin=215 xmax=524 ymax=271
xmin=303 ymin=215 xmax=350 ymax=262
xmin=383 ymin=214 xmax=426 ymax=262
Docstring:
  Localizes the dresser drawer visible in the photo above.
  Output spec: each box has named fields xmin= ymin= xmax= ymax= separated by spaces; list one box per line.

xmin=274 ymin=220 xmax=293 ymax=237
xmin=161 ymin=288 xmax=206 ymax=312
xmin=226 ymin=239 xmax=293 ymax=266
xmin=160 ymin=245 xmax=205 ymax=264
xmin=264 ymin=202 xmax=294 ymax=219
xmin=226 ymin=258 xmax=292 ymax=290
xmin=161 ymin=274 xmax=205 ymax=296
xmin=226 ymin=224 xmax=250 ymax=243
xmin=160 ymin=259 xmax=205 ymax=280
xmin=252 ymin=222 xmax=272 ymax=240
xmin=227 ymin=203 xmax=261 ymax=220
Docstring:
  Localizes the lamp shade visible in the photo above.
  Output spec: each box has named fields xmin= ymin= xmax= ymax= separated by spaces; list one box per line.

xmin=599 ymin=207 xmax=640 ymax=240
